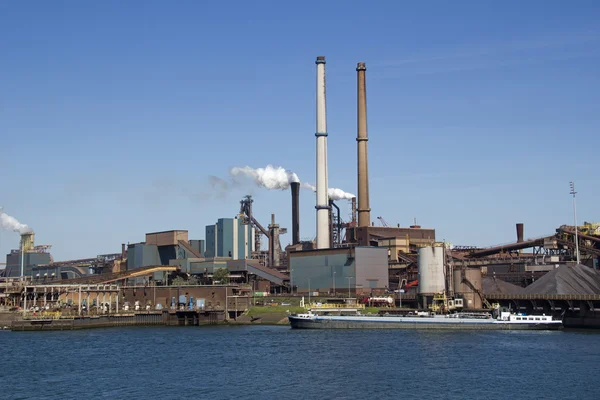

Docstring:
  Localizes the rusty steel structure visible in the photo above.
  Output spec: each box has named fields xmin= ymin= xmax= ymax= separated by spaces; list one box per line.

xmin=356 ymin=62 xmax=371 ymax=233
xmin=239 ymin=195 xmax=287 ymax=268
xmin=457 ymin=225 xmax=600 ymax=262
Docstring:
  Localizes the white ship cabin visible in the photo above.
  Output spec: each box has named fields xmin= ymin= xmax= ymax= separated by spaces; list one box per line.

xmin=499 ymin=312 xmax=554 ymax=323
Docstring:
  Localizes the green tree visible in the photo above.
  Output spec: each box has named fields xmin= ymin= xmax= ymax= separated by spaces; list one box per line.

xmin=213 ymin=268 xmax=230 ymax=284
xmin=171 ymin=275 xmax=200 ymax=286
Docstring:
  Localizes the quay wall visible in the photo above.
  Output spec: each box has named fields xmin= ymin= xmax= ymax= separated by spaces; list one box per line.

xmin=10 ymin=310 xmax=228 ymax=331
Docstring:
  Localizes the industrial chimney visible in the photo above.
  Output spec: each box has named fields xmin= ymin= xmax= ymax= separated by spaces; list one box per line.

xmin=291 ymin=181 xmax=300 ymax=245
xmin=20 ymin=232 xmax=35 ymax=252
xmin=516 ymin=223 xmax=524 ymax=243
xmin=315 ymin=56 xmax=330 ymax=249
xmin=357 ymin=62 xmax=371 ymax=229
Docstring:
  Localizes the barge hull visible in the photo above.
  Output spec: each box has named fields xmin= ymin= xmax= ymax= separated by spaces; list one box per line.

xmin=288 ymin=317 xmax=562 ymax=330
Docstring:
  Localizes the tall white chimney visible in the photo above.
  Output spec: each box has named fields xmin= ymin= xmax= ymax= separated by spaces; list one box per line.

xmin=315 ymin=56 xmax=330 ymax=249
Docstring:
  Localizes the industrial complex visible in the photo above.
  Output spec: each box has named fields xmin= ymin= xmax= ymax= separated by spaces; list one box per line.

xmin=1 ymin=56 xmax=599 ymax=330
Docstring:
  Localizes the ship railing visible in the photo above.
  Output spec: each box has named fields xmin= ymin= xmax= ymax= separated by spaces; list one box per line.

xmin=309 ymin=303 xmax=365 ymax=309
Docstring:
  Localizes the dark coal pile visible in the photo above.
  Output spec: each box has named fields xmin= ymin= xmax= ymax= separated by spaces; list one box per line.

xmin=523 ymin=264 xmax=600 ymax=295
xmin=482 ymin=276 xmax=525 ymax=295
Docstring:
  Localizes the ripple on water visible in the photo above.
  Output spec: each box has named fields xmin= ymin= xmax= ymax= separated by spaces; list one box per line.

xmin=1 ymin=326 xmax=599 ymax=400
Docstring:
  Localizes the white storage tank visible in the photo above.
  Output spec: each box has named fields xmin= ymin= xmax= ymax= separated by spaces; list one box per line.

xmin=418 ymin=245 xmax=446 ymax=295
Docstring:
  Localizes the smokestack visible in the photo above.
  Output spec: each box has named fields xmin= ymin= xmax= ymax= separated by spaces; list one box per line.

xmin=516 ymin=223 xmax=524 ymax=243
xmin=357 ymin=62 xmax=371 ymax=229
xmin=291 ymin=182 xmax=300 ymax=245
xmin=268 ymin=214 xmax=280 ymax=267
xmin=315 ymin=56 xmax=330 ymax=249
xmin=20 ymin=232 xmax=35 ymax=252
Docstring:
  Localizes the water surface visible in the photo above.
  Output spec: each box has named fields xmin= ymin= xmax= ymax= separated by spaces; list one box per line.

xmin=2 ymin=326 xmax=598 ymax=399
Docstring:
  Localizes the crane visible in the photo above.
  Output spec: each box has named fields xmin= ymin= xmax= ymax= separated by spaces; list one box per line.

xmin=377 ymin=216 xmax=389 ymax=227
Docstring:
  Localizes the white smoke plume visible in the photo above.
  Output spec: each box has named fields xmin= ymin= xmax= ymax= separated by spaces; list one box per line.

xmin=229 ymin=164 xmax=355 ymax=200
xmin=326 ymin=187 xmax=356 ymax=201
xmin=230 ymin=165 xmax=300 ymax=190
xmin=301 ymin=183 xmax=355 ymax=201
xmin=0 ymin=207 xmax=32 ymax=234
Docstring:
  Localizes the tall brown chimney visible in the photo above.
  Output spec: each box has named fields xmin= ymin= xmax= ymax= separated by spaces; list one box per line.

xmin=516 ymin=223 xmax=524 ymax=243
xmin=291 ymin=182 xmax=300 ymax=245
xmin=357 ymin=62 xmax=371 ymax=229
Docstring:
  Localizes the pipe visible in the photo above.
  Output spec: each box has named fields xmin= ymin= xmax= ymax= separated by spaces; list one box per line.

xmin=357 ymin=62 xmax=371 ymax=229
xmin=315 ymin=56 xmax=330 ymax=249
xmin=330 ymin=200 xmax=341 ymax=247
xmin=291 ymin=182 xmax=300 ymax=245
xmin=20 ymin=238 xmax=24 ymax=280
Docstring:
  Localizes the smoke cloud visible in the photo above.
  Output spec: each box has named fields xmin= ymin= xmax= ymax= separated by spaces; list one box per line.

xmin=0 ymin=207 xmax=32 ymax=234
xmin=230 ymin=165 xmax=300 ymax=190
xmin=301 ymin=184 xmax=355 ymax=201
xmin=229 ymin=164 xmax=355 ymax=200
xmin=326 ymin=187 xmax=356 ymax=201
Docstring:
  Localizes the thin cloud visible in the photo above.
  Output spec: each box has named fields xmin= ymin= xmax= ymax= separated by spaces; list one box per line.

xmin=372 ymin=31 xmax=600 ymax=76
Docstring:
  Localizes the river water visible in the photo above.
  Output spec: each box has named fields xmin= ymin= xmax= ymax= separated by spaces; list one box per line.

xmin=1 ymin=326 xmax=598 ymax=399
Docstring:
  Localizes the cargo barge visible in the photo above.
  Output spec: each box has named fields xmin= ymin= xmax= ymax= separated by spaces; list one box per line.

xmin=288 ymin=310 xmax=563 ymax=330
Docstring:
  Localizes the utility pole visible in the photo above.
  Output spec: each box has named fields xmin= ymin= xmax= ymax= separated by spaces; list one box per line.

xmin=570 ymin=182 xmax=580 ymax=265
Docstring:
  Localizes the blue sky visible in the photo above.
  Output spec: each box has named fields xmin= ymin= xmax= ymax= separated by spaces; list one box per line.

xmin=1 ymin=1 xmax=599 ymax=261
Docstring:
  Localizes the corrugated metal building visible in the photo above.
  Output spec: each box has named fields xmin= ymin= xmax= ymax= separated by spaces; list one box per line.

xmin=127 ymin=243 xmax=161 ymax=270
xmin=204 ymin=217 xmax=253 ymax=259
xmin=189 ymin=240 xmax=205 ymax=257
xmin=127 ymin=230 xmax=204 ymax=274
xmin=30 ymin=264 xmax=89 ymax=280
xmin=5 ymin=251 xmax=52 ymax=277
xmin=356 ymin=226 xmax=435 ymax=247
xmin=289 ymin=247 xmax=388 ymax=294
xmin=145 ymin=230 xmax=188 ymax=246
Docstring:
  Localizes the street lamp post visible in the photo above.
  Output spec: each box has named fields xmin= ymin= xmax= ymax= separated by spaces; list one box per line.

xmin=570 ymin=182 xmax=580 ymax=265
xmin=308 ymin=278 xmax=311 ymax=306
xmin=347 ymin=276 xmax=353 ymax=299
xmin=290 ymin=269 xmax=294 ymax=296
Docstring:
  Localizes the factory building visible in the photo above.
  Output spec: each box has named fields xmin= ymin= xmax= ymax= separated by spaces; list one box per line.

xmin=174 ymin=258 xmax=288 ymax=287
xmin=204 ymin=217 xmax=254 ymax=260
xmin=289 ymin=247 xmax=388 ymax=294
xmin=127 ymin=230 xmax=203 ymax=271
xmin=4 ymin=232 xmax=52 ymax=278
xmin=5 ymin=250 xmax=52 ymax=278
xmin=359 ymin=226 xmax=436 ymax=252
xmin=189 ymin=240 xmax=205 ymax=258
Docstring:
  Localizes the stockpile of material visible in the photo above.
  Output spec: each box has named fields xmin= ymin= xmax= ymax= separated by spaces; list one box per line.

xmin=482 ymin=276 xmax=525 ymax=295
xmin=523 ymin=264 xmax=600 ymax=295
